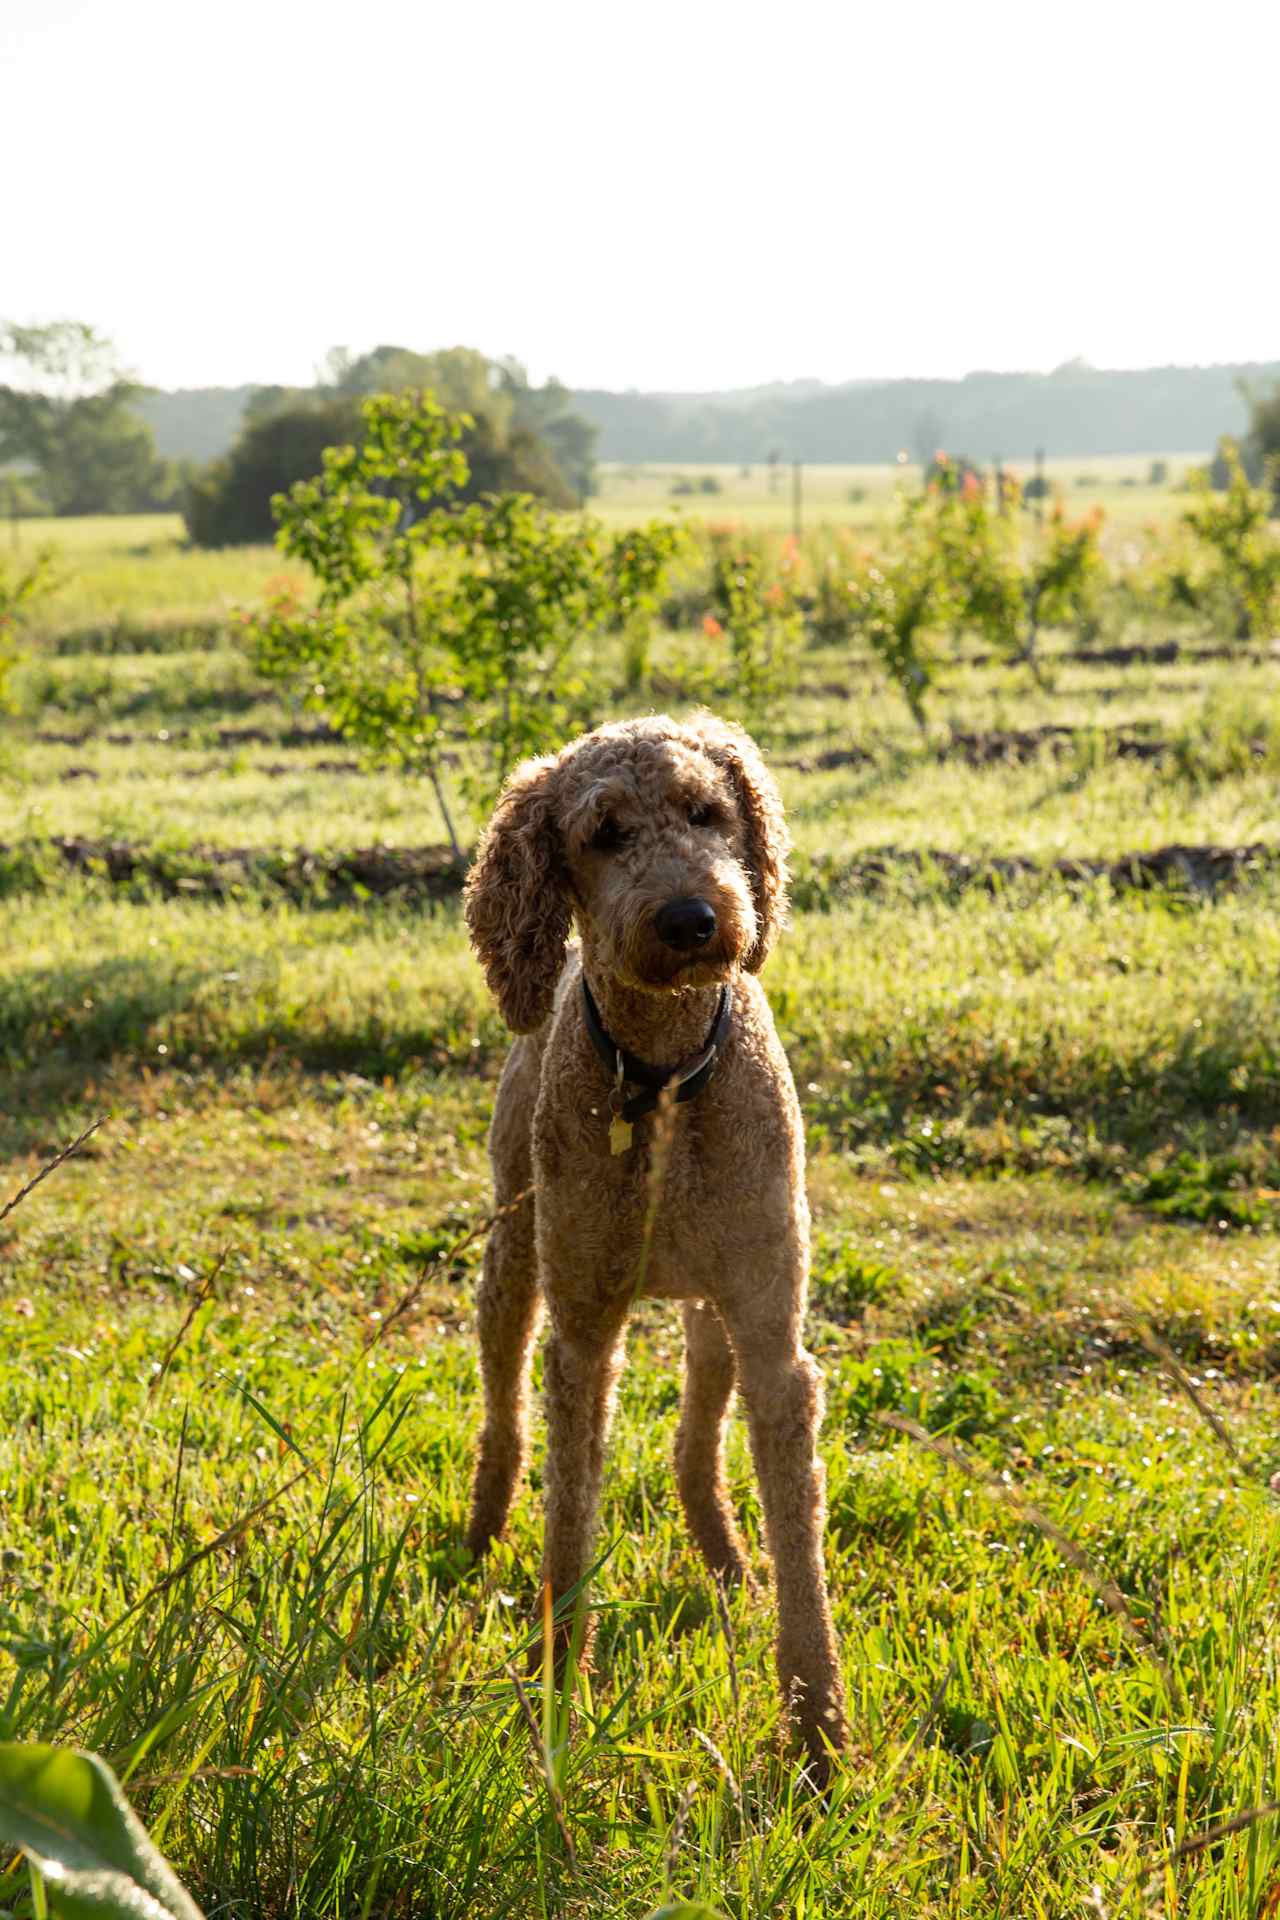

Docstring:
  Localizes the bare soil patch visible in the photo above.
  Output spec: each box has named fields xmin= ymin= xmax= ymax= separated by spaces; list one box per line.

xmin=5 ymin=835 xmax=1274 ymax=906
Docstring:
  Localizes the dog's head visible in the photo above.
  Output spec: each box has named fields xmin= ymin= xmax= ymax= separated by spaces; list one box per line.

xmin=464 ymin=714 xmax=790 ymax=1032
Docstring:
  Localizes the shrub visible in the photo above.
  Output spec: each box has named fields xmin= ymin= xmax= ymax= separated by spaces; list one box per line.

xmin=921 ymin=465 xmax=1024 ymax=657
xmin=1023 ymin=503 xmax=1108 ymax=655
xmin=1182 ymin=441 xmax=1280 ymax=641
xmin=704 ymin=529 xmax=801 ymax=734
xmin=834 ymin=467 xmax=1110 ymax=720
xmin=188 ymin=390 xmax=582 ymax=550
xmin=1170 ymin=684 xmax=1280 ymax=783
xmin=1242 ymin=378 xmax=1280 ymax=511
xmin=844 ymin=548 xmax=941 ymax=732
xmin=252 ymin=389 xmax=685 ymax=844
xmin=0 ymin=548 xmax=54 ymax=709
xmin=185 ymin=398 xmax=362 ymax=548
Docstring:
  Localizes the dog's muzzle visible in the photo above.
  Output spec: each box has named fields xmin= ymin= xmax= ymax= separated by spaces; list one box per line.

xmin=654 ymin=897 xmax=717 ymax=952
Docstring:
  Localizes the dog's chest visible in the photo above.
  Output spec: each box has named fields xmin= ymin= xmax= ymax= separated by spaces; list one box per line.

xmin=539 ymin=1095 xmax=796 ymax=1302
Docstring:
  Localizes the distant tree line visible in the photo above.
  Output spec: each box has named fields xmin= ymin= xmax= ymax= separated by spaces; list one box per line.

xmin=1210 ymin=380 xmax=1280 ymax=498
xmin=571 ymin=361 xmax=1280 ymax=467
xmin=0 ymin=325 xmax=598 ymax=541
xmin=4 ymin=319 xmax=1278 ymax=527
xmin=185 ymin=345 xmax=599 ymax=547
xmin=139 ymin=360 xmax=1280 ymax=474
xmin=0 ymin=322 xmax=193 ymax=516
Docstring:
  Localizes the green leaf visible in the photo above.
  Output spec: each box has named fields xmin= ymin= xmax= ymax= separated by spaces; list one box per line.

xmin=25 ymin=1866 xmax=179 ymax=1920
xmin=0 ymin=1745 xmax=204 ymax=1920
xmin=642 ymin=1906 xmax=730 ymax=1920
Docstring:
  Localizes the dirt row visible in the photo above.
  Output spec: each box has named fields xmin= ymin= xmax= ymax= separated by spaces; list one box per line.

xmin=4 ymin=838 xmax=465 ymax=901
xmin=44 ymin=721 xmax=1265 ymax=784
xmin=911 ymin=638 xmax=1275 ymax=671
xmin=56 ymin=758 xmax=366 ymax=782
xmin=792 ymin=841 xmax=1277 ymax=903
xmin=5 ymin=835 xmax=1274 ymax=906
xmin=46 ymin=615 xmax=1274 ymax=674
xmin=783 ymin=724 xmax=1175 ymax=772
xmin=34 ymin=721 xmax=349 ymax=749
xmin=28 ymin=635 xmax=1270 ymax=755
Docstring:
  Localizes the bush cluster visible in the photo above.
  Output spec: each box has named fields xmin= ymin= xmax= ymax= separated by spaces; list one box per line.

xmin=249 ymin=390 xmax=685 ymax=850
xmin=241 ymin=398 xmax=1280 ymax=768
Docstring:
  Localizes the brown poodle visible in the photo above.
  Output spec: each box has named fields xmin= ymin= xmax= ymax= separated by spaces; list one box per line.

xmin=463 ymin=712 xmax=846 ymax=1776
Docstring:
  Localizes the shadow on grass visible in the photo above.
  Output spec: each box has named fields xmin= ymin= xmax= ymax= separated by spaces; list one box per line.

xmin=0 ymin=953 xmax=219 ymax=1148
xmin=4 ymin=944 xmax=1279 ymax=1200
xmin=0 ymin=945 xmax=499 ymax=1157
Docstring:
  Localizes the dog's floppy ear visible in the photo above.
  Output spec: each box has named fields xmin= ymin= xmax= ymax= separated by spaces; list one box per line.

xmin=464 ymin=754 xmax=569 ymax=1032
xmin=690 ymin=714 xmax=789 ymax=972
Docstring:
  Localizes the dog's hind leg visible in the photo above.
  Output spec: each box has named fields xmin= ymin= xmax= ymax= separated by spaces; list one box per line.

xmin=465 ymin=1201 xmax=542 ymax=1558
xmin=723 ymin=1296 xmax=847 ymax=1782
xmin=675 ymin=1300 xmax=752 ymax=1589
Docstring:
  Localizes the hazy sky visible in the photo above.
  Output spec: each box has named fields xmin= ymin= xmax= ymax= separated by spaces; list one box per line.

xmin=4 ymin=0 xmax=1276 ymax=394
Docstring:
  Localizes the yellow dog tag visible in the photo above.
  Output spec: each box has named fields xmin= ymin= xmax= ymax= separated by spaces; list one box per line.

xmin=609 ymin=1114 xmax=634 ymax=1156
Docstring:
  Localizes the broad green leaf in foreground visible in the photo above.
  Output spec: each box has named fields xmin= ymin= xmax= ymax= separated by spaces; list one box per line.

xmin=0 ymin=1744 xmax=203 ymax=1920
xmin=642 ymin=1906 xmax=730 ymax=1919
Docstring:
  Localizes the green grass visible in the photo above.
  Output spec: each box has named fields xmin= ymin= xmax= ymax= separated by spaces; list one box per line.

xmin=4 ymin=1132 xmax=1280 ymax=1917
xmin=2 ymin=516 xmax=1280 ymax=1917
xmin=6 ymin=728 xmax=1277 ymax=860
xmin=5 ymin=633 xmax=1278 ymax=862
xmin=7 ymin=513 xmax=297 ymax=642
xmin=7 ymin=450 xmax=1199 ymax=653
xmin=590 ymin=454 xmax=1203 ymax=540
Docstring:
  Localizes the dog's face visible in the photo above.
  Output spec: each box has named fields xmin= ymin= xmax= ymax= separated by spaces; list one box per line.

xmin=559 ymin=735 xmax=757 ymax=993
xmin=465 ymin=714 xmax=789 ymax=1033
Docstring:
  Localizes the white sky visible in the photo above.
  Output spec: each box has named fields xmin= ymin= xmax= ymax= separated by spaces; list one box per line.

xmin=4 ymin=0 xmax=1276 ymax=394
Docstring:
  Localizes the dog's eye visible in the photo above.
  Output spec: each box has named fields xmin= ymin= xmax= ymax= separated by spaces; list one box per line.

xmin=688 ymin=802 xmax=719 ymax=829
xmin=589 ymin=815 xmax=628 ymax=853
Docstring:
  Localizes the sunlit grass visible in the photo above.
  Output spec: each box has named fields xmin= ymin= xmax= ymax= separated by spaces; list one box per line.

xmin=2 ymin=530 xmax=1279 ymax=1916
xmin=4 ymin=1101 xmax=1280 ymax=1916
xmin=5 ymin=639 xmax=1279 ymax=860
xmin=9 ymin=513 xmax=301 ymax=637
xmin=8 ymin=449 xmax=1199 ymax=651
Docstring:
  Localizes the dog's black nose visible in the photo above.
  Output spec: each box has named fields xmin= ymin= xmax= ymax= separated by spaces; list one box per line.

xmin=655 ymin=897 xmax=717 ymax=951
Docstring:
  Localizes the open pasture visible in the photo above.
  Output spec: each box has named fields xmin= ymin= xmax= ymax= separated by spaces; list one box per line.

xmin=591 ymin=453 xmax=1203 ymax=540
xmin=5 ymin=444 xmax=1200 ymax=651
xmin=2 ymin=512 xmax=1280 ymax=1918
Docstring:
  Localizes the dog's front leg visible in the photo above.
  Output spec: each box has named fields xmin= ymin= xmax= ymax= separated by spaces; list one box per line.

xmin=540 ymin=1300 xmax=630 ymax=1664
xmin=465 ymin=1206 xmax=542 ymax=1559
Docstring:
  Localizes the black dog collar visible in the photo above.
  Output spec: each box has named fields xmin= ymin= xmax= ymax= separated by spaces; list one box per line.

xmin=580 ymin=975 xmax=734 ymax=1124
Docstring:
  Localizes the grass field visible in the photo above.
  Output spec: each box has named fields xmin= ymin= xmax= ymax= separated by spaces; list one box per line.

xmin=4 ymin=452 xmax=1201 ymax=648
xmin=2 ymin=501 xmax=1280 ymax=1918
xmin=589 ymin=454 xmax=1206 ymax=540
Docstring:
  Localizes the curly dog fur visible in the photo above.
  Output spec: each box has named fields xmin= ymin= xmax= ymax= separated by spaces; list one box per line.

xmin=463 ymin=712 xmax=846 ymax=1775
